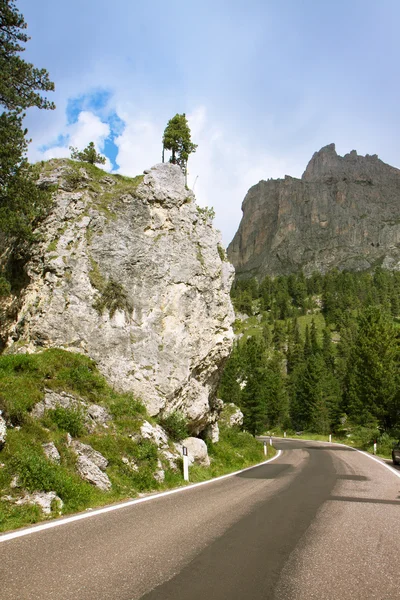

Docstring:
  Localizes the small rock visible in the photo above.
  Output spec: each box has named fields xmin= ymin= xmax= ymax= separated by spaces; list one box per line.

xmin=85 ymin=404 xmax=111 ymax=432
xmin=122 ymin=456 xmax=139 ymax=472
xmin=161 ymin=448 xmax=181 ymax=470
xmin=10 ymin=475 xmax=20 ymax=489
xmin=76 ymin=455 xmax=111 ymax=491
xmin=180 ymin=437 xmax=210 ymax=467
xmin=71 ymin=441 xmax=108 ymax=470
xmin=15 ymin=491 xmax=63 ymax=515
xmin=154 ymin=459 xmax=165 ymax=483
xmin=140 ymin=421 xmax=169 ymax=449
xmin=0 ymin=413 xmax=6 ymax=449
xmin=42 ymin=442 xmax=61 ymax=464
xmin=204 ymin=422 xmax=219 ymax=443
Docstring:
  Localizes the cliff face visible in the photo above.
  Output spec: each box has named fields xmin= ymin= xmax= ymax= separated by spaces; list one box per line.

xmin=228 ymin=144 xmax=400 ymax=278
xmin=1 ymin=160 xmax=234 ymax=433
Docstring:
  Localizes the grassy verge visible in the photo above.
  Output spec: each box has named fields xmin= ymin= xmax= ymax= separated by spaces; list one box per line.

xmin=267 ymin=429 xmax=396 ymax=460
xmin=189 ymin=426 xmax=276 ymax=483
xmin=0 ymin=349 xmax=271 ymax=533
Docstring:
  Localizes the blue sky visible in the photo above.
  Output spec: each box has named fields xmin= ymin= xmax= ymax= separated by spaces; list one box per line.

xmin=19 ymin=0 xmax=400 ymax=244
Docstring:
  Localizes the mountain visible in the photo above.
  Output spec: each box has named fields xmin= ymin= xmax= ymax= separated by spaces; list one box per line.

xmin=227 ymin=143 xmax=400 ymax=278
xmin=0 ymin=160 xmax=234 ymax=434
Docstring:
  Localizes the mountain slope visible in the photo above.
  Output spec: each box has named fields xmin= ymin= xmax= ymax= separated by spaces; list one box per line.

xmin=228 ymin=144 xmax=400 ymax=278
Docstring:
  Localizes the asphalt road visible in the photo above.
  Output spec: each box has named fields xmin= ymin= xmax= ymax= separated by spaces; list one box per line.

xmin=1 ymin=438 xmax=400 ymax=600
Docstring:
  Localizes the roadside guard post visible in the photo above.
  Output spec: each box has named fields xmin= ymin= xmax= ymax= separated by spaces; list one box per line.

xmin=269 ymin=436 xmax=272 ymax=446
xmin=373 ymin=441 xmax=377 ymax=455
xmin=264 ymin=440 xmax=267 ymax=456
xmin=182 ymin=446 xmax=189 ymax=481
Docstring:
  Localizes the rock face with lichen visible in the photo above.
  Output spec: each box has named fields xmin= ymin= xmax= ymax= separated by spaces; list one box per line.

xmin=1 ymin=160 xmax=234 ymax=434
xmin=228 ymin=144 xmax=400 ymax=278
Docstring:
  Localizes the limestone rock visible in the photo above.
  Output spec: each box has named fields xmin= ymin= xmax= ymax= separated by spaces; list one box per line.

xmin=3 ymin=161 xmax=235 ymax=434
xmin=76 ymin=455 xmax=111 ymax=491
xmin=0 ymin=412 xmax=6 ymax=449
xmin=154 ymin=459 xmax=165 ymax=483
xmin=71 ymin=440 xmax=108 ymax=470
xmin=204 ymin=422 xmax=220 ymax=443
xmin=180 ymin=437 xmax=210 ymax=467
xmin=42 ymin=442 xmax=61 ymax=464
xmin=228 ymin=144 xmax=400 ymax=277
xmin=122 ymin=456 xmax=139 ymax=472
xmin=31 ymin=389 xmax=110 ymax=432
xmin=220 ymin=403 xmax=244 ymax=428
xmin=161 ymin=447 xmax=181 ymax=470
xmin=15 ymin=491 xmax=63 ymax=515
xmin=31 ymin=389 xmax=81 ymax=419
xmin=140 ymin=420 xmax=169 ymax=449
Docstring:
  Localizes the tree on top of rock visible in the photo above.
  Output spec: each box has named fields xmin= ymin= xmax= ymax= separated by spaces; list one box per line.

xmin=162 ymin=113 xmax=197 ymax=176
xmin=70 ymin=142 xmax=106 ymax=165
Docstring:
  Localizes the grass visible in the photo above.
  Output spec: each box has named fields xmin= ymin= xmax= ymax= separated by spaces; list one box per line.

xmin=0 ymin=348 xmax=272 ymax=533
xmin=189 ymin=425 xmax=276 ymax=483
xmin=267 ymin=428 xmax=397 ymax=460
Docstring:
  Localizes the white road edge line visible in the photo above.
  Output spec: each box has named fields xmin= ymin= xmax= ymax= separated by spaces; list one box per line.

xmin=272 ymin=436 xmax=400 ymax=479
xmin=0 ymin=449 xmax=282 ymax=544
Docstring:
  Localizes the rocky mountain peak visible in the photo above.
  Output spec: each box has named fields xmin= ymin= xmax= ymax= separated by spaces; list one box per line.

xmin=228 ymin=144 xmax=400 ymax=278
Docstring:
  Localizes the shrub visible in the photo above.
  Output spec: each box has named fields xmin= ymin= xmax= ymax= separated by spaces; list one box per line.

xmin=158 ymin=411 xmax=188 ymax=441
xmin=47 ymin=406 xmax=85 ymax=437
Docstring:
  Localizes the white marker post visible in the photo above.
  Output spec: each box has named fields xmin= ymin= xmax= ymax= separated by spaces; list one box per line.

xmin=329 ymin=433 xmax=332 ymax=443
xmin=269 ymin=436 xmax=272 ymax=446
xmin=373 ymin=441 xmax=377 ymax=455
xmin=284 ymin=432 xmax=286 ymax=438
xmin=264 ymin=440 xmax=267 ymax=456
xmin=182 ymin=446 xmax=189 ymax=482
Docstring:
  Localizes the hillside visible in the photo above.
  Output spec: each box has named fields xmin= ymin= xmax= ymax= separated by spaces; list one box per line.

xmin=228 ymin=144 xmax=400 ymax=278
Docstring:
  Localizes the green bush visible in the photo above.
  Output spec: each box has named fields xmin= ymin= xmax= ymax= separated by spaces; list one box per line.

xmin=158 ymin=411 xmax=188 ymax=441
xmin=47 ymin=406 xmax=85 ymax=437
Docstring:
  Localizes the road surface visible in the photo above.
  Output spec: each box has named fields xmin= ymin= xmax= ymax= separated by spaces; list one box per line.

xmin=1 ymin=438 xmax=400 ymax=599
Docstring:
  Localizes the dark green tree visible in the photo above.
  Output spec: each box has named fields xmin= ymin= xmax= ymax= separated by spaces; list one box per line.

xmin=70 ymin=142 xmax=106 ymax=165
xmin=0 ymin=0 xmax=55 ymax=244
xmin=344 ymin=307 xmax=399 ymax=428
xmin=162 ymin=113 xmax=197 ymax=175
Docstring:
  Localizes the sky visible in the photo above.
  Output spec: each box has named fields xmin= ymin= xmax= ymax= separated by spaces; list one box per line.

xmin=18 ymin=0 xmax=400 ymax=245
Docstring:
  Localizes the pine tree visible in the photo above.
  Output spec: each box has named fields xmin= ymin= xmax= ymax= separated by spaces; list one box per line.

xmin=344 ymin=307 xmax=399 ymax=428
xmin=162 ymin=113 xmax=197 ymax=176
xmin=0 ymin=0 xmax=54 ymax=244
xmin=70 ymin=141 xmax=106 ymax=165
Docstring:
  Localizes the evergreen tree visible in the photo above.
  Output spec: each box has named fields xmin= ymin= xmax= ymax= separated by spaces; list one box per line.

xmin=70 ymin=141 xmax=106 ymax=165
xmin=344 ymin=307 xmax=399 ymax=428
xmin=240 ymin=337 xmax=268 ymax=434
xmin=162 ymin=113 xmax=197 ymax=175
xmin=310 ymin=318 xmax=319 ymax=354
xmin=0 ymin=0 xmax=54 ymax=244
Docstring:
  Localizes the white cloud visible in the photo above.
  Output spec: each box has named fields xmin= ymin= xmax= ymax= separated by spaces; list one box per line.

xmin=186 ymin=107 xmax=304 ymax=245
xmin=29 ymin=111 xmax=112 ymax=171
xmin=113 ymin=106 xmax=162 ymax=176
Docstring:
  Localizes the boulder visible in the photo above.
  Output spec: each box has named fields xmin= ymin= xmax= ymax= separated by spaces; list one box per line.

xmin=75 ymin=455 xmax=111 ymax=491
xmin=3 ymin=161 xmax=234 ymax=433
xmin=71 ymin=440 xmax=108 ymax=470
xmin=180 ymin=437 xmax=210 ymax=467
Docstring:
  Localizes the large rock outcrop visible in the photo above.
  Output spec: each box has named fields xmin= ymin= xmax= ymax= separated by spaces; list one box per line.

xmin=228 ymin=144 xmax=400 ymax=278
xmin=1 ymin=161 xmax=234 ymax=433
